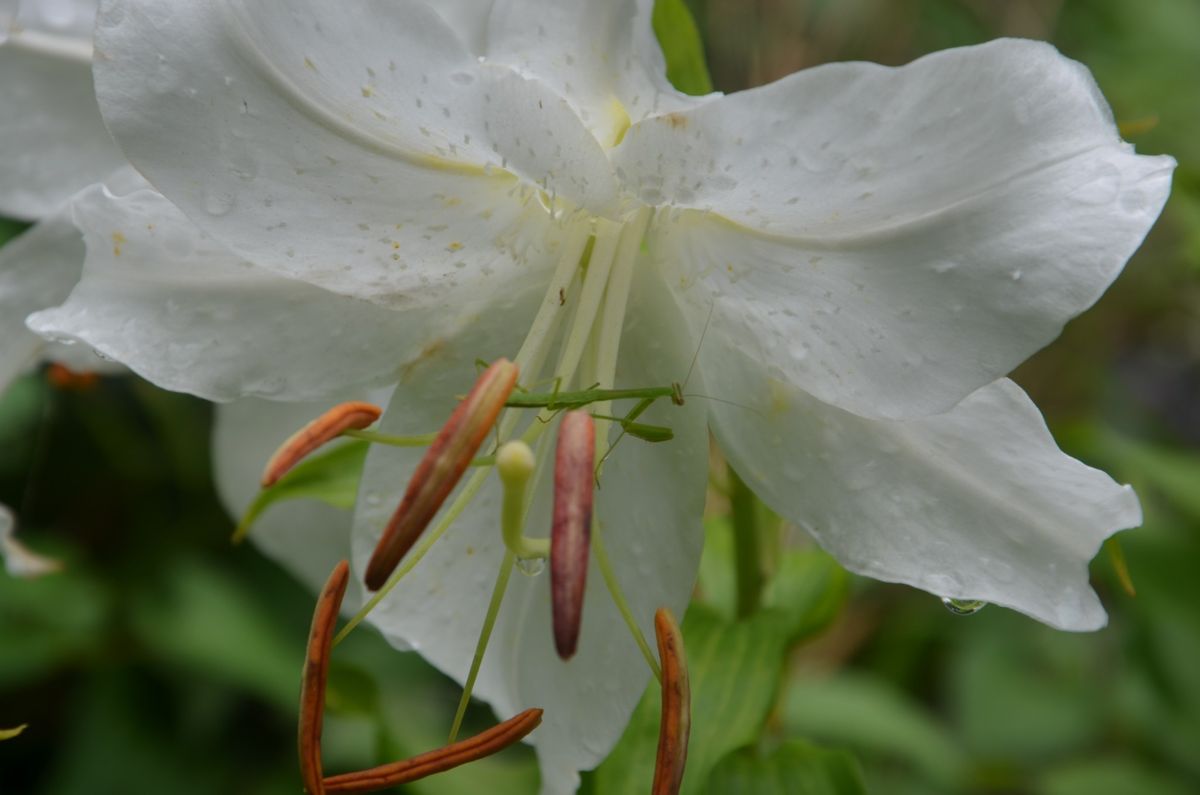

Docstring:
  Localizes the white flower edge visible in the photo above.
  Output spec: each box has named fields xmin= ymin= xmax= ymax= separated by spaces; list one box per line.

xmin=0 ymin=7 xmax=125 ymax=220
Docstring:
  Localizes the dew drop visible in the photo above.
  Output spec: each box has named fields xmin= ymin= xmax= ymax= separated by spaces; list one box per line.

xmin=515 ymin=556 xmax=545 ymax=577
xmin=204 ymin=190 xmax=236 ymax=216
xmin=40 ymin=0 xmax=78 ymax=28
xmin=941 ymin=597 xmax=987 ymax=616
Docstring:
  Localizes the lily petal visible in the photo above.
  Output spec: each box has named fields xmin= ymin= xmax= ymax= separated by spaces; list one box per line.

xmin=646 ymin=156 xmax=1167 ymax=423
xmin=213 ymin=397 xmax=367 ymax=614
xmin=350 ymin=327 xmax=706 ymax=794
xmin=93 ymin=0 xmax=615 ymax=303
xmin=0 ymin=18 xmax=125 ymax=220
xmin=1 ymin=207 xmax=84 ymax=386
xmin=27 ymin=185 xmax=545 ymax=402
xmin=703 ymin=354 xmax=1139 ymax=630
xmin=487 ymin=0 xmax=713 ymax=146
xmin=8 ymin=0 xmax=99 ymax=40
xmin=622 ymin=39 xmax=1173 ymax=420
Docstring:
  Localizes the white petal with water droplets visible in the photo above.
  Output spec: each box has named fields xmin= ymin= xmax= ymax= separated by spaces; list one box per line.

xmin=27 ymin=184 xmax=548 ymax=401
xmin=486 ymin=0 xmax=713 ymax=147
xmin=0 ymin=24 xmax=125 ymax=219
xmin=642 ymin=138 xmax=1170 ymax=420
xmin=1 ymin=207 xmax=84 ymax=387
xmin=9 ymin=0 xmax=98 ymax=39
xmin=93 ymin=0 xmax=616 ymax=304
xmin=696 ymin=339 xmax=1139 ymax=630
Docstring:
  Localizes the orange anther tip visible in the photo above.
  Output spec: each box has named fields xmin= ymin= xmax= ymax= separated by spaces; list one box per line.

xmin=45 ymin=363 xmax=100 ymax=391
xmin=364 ymin=359 xmax=518 ymax=591
xmin=322 ymin=707 xmax=543 ymax=792
xmin=262 ymin=401 xmax=382 ymax=488
xmin=299 ymin=560 xmax=351 ymax=795
xmin=652 ymin=607 xmax=690 ymax=795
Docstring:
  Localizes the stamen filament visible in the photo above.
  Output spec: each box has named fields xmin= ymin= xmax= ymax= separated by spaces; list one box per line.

xmin=592 ymin=207 xmax=653 ymax=469
xmin=513 ymin=223 xmax=591 ymax=375
xmin=449 ymin=550 xmax=516 ymax=743
xmin=592 ymin=522 xmax=662 ymax=683
xmin=341 ymin=429 xmax=437 ymax=446
xmin=334 ymin=466 xmax=492 ymax=645
xmin=548 ymin=219 xmax=624 ymax=396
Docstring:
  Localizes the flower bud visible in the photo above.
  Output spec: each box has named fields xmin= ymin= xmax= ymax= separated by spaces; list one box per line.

xmin=550 ymin=410 xmax=595 ymax=660
xmin=261 ymin=401 xmax=383 ymax=488
xmin=652 ymin=606 xmax=690 ymax=795
xmin=365 ymin=359 xmax=519 ymax=591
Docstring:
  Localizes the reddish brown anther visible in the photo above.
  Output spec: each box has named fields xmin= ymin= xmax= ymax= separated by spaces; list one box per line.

xmin=322 ymin=708 xmax=543 ymax=793
xmin=652 ymin=607 xmax=690 ymax=795
xmin=299 ymin=560 xmax=351 ymax=795
xmin=262 ymin=402 xmax=383 ymax=488
xmin=550 ymin=410 xmax=596 ymax=659
xmin=45 ymin=363 xmax=100 ymax=391
xmin=364 ymin=358 xmax=519 ymax=590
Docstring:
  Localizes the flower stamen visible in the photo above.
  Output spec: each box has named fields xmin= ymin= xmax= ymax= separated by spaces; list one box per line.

xmin=652 ymin=607 xmax=690 ymax=795
xmin=299 ymin=559 xmax=350 ymax=795
xmin=262 ymin=402 xmax=382 ymax=488
xmin=364 ymin=359 xmax=518 ymax=590
xmin=322 ymin=708 xmax=543 ymax=793
xmin=551 ymin=411 xmax=596 ymax=660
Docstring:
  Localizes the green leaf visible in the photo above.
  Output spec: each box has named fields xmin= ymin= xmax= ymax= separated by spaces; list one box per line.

xmin=696 ymin=517 xmax=737 ymax=618
xmin=127 ymin=560 xmax=303 ymax=710
xmin=762 ymin=548 xmax=849 ymax=641
xmin=946 ymin=628 xmax=1102 ymax=764
xmin=1037 ymin=757 xmax=1195 ymax=795
xmin=0 ymin=561 xmax=110 ymax=685
xmin=782 ymin=674 xmax=968 ymax=788
xmin=705 ymin=741 xmax=867 ymax=795
xmin=593 ymin=605 xmax=790 ymax=795
xmin=234 ymin=439 xmax=368 ymax=541
xmin=653 ymin=0 xmax=713 ymax=96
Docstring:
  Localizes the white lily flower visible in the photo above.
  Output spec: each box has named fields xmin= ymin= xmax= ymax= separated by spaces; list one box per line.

xmin=1 ymin=0 xmax=354 ymax=585
xmin=26 ymin=0 xmax=1174 ymax=791
xmin=0 ymin=0 xmax=128 ymax=384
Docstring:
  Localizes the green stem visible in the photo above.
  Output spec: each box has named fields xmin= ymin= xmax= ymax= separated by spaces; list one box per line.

xmin=728 ymin=463 xmax=762 ymax=619
xmin=449 ymin=549 xmax=516 ymax=743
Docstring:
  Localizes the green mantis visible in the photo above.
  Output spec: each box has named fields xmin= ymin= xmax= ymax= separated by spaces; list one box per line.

xmin=504 ymin=382 xmax=685 ymax=443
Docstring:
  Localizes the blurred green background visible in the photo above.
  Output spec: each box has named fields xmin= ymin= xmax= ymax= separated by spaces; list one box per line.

xmin=2 ymin=0 xmax=1198 ymax=792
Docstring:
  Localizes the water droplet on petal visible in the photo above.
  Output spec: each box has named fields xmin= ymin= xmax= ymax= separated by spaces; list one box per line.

xmin=941 ymin=597 xmax=987 ymax=616
xmin=515 ymin=556 xmax=545 ymax=577
xmin=204 ymin=191 xmax=236 ymax=216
